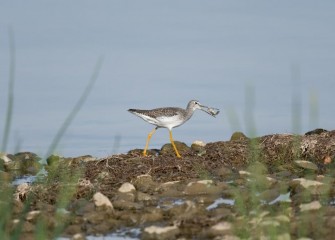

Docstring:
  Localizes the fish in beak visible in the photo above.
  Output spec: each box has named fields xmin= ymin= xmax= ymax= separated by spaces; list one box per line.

xmin=199 ymin=104 xmax=220 ymax=117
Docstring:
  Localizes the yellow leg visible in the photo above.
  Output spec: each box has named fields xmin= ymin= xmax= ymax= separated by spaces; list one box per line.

xmin=143 ymin=128 xmax=157 ymax=156
xmin=169 ymin=130 xmax=181 ymax=158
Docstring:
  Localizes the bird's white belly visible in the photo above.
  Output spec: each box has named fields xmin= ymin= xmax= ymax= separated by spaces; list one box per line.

xmin=155 ymin=115 xmax=185 ymax=129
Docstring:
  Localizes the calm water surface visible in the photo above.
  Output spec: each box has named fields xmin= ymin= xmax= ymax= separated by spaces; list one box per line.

xmin=0 ymin=1 xmax=334 ymax=157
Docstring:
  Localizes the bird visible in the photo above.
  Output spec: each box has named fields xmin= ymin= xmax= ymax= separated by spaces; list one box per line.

xmin=128 ymin=100 xmax=219 ymax=158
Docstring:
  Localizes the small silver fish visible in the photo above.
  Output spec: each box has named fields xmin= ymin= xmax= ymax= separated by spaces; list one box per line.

xmin=207 ymin=107 xmax=220 ymax=117
xmin=201 ymin=105 xmax=220 ymax=117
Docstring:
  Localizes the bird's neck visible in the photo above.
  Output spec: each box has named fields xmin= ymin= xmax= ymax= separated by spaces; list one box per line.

xmin=184 ymin=106 xmax=195 ymax=121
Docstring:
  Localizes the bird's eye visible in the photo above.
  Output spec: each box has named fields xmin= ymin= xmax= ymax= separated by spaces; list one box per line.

xmin=195 ymin=101 xmax=198 ymax=105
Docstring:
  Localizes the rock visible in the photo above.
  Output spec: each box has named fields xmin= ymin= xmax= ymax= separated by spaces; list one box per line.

xmin=305 ymin=128 xmax=328 ymax=135
xmin=1 ymin=153 xmax=20 ymax=172
xmin=83 ymin=211 xmax=105 ymax=224
xmin=294 ymin=160 xmax=318 ymax=170
xmin=157 ymin=180 xmax=180 ymax=190
xmin=137 ymin=191 xmax=155 ymax=202
xmin=215 ymin=235 xmax=241 ymax=240
xmin=195 ymin=195 xmax=219 ymax=205
xmin=183 ymin=180 xmax=222 ymax=195
xmin=258 ymin=188 xmax=281 ymax=203
xmin=46 ymin=154 xmax=63 ymax=166
xmin=290 ymin=178 xmax=327 ymax=194
xmin=22 ymin=221 xmax=35 ymax=233
xmin=140 ymin=208 xmax=164 ymax=224
xmin=95 ymin=171 xmax=109 ymax=181
xmin=76 ymin=178 xmax=95 ymax=199
xmin=117 ymin=211 xmax=138 ymax=224
xmin=142 ymin=225 xmax=179 ymax=240
xmin=300 ymin=200 xmax=322 ymax=212
xmin=13 ymin=152 xmax=42 ymax=174
xmin=274 ymin=215 xmax=290 ymax=223
xmin=132 ymin=174 xmax=157 ymax=193
xmin=113 ymin=200 xmax=143 ymax=210
xmin=71 ymin=232 xmax=86 ymax=240
xmin=118 ymin=182 xmax=136 ymax=193
xmin=114 ymin=190 xmax=136 ymax=202
xmin=90 ymin=221 xmax=113 ymax=234
xmin=10 ymin=219 xmax=20 ymax=230
xmin=238 ymin=170 xmax=251 ymax=177
xmin=291 ymin=178 xmax=323 ymax=188
xmin=197 ymin=179 xmax=213 ymax=185
xmin=74 ymin=155 xmax=96 ymax=162
xmin=168 ymin=200 xmax=199 ymax=220
xmin=64 ymin=224 xmax=83 ymax=236
xmin=156 ymin=181 xmax=184 ymax=197
xmin=14 ymin=183 xmax=30 ymax=201
xmin=192 ymin=140 xmax=206 ymax=146
xmin=230 ymin=132 xmax=248 ymax=141
xmin=323 ymin=155 xmax=332 ymax=164
xmin=47 ymin=154 xmax=96 ymax=169
xmin=0 ymin=170 xmax=11 ymax=181
xmin=209 ymin=221 xmax=232 ymax=236
xmin=214 ymin=166 xmax=234 ymax=179
xmin=68 ymin=199 xmax=94 ymax=216
xmin=160 ymin=141 xmax=190 ymax=156
xmin=260 ymin=220 xmax=280 ymax=227
xmin=274 ymin=233 xmax=291 ymax=240
xmin=93 ymin=192 xmax=114 ymax=212
xmin=128 ymin=148 xmax=159 ymax=156
xmin=0 ymin=152 xmax=12 ymax=163
xmin=26 ymin=210 xmax=41 ymax=222
xmin=191 ymin=140 xmax=206 ymax=153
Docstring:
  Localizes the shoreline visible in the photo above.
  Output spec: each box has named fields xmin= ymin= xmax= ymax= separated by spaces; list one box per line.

xmin=1 ymin=129 xmax=335 ymax=239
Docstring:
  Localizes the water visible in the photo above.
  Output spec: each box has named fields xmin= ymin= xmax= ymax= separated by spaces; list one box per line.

xmin=268 ymin=192 xmax=291 ymax=205
xmin=1 ymin=1 xmax=335 ymax=157
xmin=12 ymin=175 xmax=36 ymax=186
xmin=206 ymin=197 xmax=235 ymax=210
xmin=57 ymin=228 xmax=141 ymax=240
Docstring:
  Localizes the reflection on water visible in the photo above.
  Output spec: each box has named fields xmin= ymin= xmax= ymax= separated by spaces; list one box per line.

xmin=268 ymin=192 xmax=291 ymax=205
xmin=206 ymin=197 xmax=235 ymax=210
xmin=57 ymin=228 xmax=141 ymax=240
xmin=12 ymin=175 xmax=36 ymax=186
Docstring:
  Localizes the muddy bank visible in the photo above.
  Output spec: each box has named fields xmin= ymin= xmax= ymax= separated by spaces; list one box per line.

xmin=1 ymin=129 xmax=335 ymax=239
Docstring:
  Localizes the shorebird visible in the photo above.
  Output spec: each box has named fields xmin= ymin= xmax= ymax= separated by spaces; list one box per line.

xmin=128 ymin=100 xmax=219 ymax=158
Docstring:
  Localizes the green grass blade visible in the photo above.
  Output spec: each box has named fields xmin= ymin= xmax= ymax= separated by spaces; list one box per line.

xmin=1 ymin=27 xmax=15 ymax=152
xmin=44 ymin=57 xmax=104 ymax=159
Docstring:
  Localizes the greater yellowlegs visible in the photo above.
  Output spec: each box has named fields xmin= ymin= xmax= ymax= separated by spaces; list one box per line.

xmin=128 ymin=100 xmax=219 ymax=158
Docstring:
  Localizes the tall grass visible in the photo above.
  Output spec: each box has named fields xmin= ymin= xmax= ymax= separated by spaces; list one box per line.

xmin=0 ymin=28 xmax=103 ymax=239
xmin=0 ymin=28 xmax=16 ymax=239
xmin=44 ymin=57 xmax=103 ymax=160
xmin=226 ymin=72 xmax=324 ymax=239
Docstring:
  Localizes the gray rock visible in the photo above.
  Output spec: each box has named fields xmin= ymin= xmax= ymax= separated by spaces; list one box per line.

xmin=132 ymin=174 xmax=157 ymax=193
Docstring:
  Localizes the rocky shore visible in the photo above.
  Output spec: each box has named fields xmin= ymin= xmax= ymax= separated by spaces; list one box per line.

xmin=1 ymin=129 xmax=335 ymax=239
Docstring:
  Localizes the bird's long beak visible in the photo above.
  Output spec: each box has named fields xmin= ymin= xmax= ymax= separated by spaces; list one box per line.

xmin=199 ymin=104 xmax=220 ymax=117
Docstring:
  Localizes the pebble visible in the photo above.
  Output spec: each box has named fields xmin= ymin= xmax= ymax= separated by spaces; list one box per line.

xmin=209 ymin=221 xmax=232 ymax=236
xmin=118 ymin=182 xmax=136 ymax=193
xmin=300 ymin=200 xmax=322 ymax=212
xmin=142 ymin=225 xmax=180 ymax=240
xmin=93 ymin=192 xmax=114 ymax=212
xmin=295 ymin=160 xmax=318 ymax=170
